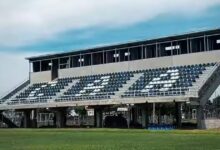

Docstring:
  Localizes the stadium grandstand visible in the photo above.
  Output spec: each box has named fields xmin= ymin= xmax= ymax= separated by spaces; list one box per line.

xmin=0 ymin=28 xmax=220 ymax=129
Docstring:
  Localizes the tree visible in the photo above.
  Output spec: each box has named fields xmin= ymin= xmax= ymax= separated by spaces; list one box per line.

xmin=74 ymin=106 xmax=87 ymax=126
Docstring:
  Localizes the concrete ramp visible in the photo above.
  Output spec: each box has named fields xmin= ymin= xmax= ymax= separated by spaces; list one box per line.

xmin=196 ymin=62 xmax=220 ymax=129
xmin=198 ymin=62 xmax=220 ymax=106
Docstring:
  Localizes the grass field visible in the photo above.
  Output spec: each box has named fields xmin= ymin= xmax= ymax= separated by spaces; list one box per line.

xmin=0 ymin=129 xmax=220 ymax=150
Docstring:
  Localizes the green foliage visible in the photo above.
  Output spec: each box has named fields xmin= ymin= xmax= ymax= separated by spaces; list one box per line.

xmin=74 ymin=106 xmax=87 ymax=116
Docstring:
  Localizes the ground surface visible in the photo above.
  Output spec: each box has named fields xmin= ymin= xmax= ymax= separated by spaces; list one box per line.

xmin=0 ymin=129 xmax=220 ymax=150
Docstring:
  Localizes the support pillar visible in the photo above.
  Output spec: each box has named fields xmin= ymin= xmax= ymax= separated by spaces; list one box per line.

xmin=127 ymin=107 xmax=131 ymax=128
xmin=141 ymin=104 xmax=148 ymax=129
xmin=197 ymin=105 xmax=205 ymax=129
xmin=55 ymin=108 xmax=66 ymax=128
xmin=152 ymin=103 xmax=156 ymax=124
xmin=158 ymin=104 xmax=161 ymax=125
xmin=175 ymin=102 xmax=182 ymax=128
xmin=23 ymin=109 xmax=31 ymax=128
xmin=31 ymin=109 xmax=38 ymax=128
xmin=94 ymin=107 xmax=103 ymax=128
xmin=131 ymin=107 xmax=137 ymax=124
xmin=94 ymin=109 xmax=97 ymax=127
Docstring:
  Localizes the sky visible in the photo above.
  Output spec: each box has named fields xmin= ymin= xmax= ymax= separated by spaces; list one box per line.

xmin=0 ymin=0 xmax=220 ymax=97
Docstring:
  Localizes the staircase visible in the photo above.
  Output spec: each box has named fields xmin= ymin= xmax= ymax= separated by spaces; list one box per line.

xmin=111 ymin=73 xmax=143 ymax=99
xmin=52 ymin=79 xmax=80 ymax=101
xmin=0 ymin=112 xmax=18 ymax=128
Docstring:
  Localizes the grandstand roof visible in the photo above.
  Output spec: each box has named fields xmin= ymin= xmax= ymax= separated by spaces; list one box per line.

xmin=26 ymin=28 xmax=220 ymax=61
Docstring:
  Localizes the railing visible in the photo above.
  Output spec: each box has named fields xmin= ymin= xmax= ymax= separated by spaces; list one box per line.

xmin=53 ymin=88 xmax=196 ymax=102
xmin=0 ymin=79 xmax=30 ymax=100
xmin=6 ymin=98 xmax=48 ymax=105
xmin=0 ymin=86 xmax=200 ymax=106
xmin=122 ymin=88 xmax=199 ymax=98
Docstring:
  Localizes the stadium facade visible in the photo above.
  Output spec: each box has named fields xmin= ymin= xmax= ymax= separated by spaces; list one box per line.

xmin=1 ymin=29 xmax=220 ymax=129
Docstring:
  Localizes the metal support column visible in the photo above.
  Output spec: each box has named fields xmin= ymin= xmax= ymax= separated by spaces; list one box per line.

xmin=141 ymin=103 xmax=148 ymax=129
xmin=204 ymin=35 xmax=207 ymax=51
xmin=94 ymin=107 xmax=103 ymax=128
xmin=197 ymin=105 xmax=205 ymax=129
xmin=152 ymin=103 xmax=156 ymax=124
xmin=23 ymin=109 xmax=31 ymax=128
xmin=175 ymin=102 xmax=182 ymax=128
xmin=55 ymin=108 xmax=66 ymax=128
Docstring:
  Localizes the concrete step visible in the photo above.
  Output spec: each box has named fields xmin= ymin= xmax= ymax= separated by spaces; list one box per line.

xmin=111 ymin=73 xmax=143 ymax=99
xmin=52 ymin=79 xmax=80 ymax=101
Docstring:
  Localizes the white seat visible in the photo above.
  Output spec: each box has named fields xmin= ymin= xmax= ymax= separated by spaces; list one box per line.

xmin=94 ymin=89 xmax=100 ymax=92
xmin=38 ymin=93 xmax=44 ymax=96
xmin=79 ymin=90 xmax=86 ymax=93
xmin=141 ymin=89 xmax=150 ymax=93
xmin=75 ymin=94 xmax=82 ymax=97
xmin=160 ymin=73 xmax=168 ymax=77
xmin=41 ymin=85 xmax=47 ymax=88
xmin=101 ymin=76 xmax=110 ymax=79
xmin=94 ymin=80 xmax=101 ymax=83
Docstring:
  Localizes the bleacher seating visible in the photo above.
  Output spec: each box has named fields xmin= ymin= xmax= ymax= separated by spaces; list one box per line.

xmin=56 ymin=72 xmax=134 ymax=102
xmin=122 ymin=63 xmax=215 ymax=98
xmin=4 ymin=63 xmax=216 ymax=105
xmin=8 ymin=78 xmax=74 ymax=105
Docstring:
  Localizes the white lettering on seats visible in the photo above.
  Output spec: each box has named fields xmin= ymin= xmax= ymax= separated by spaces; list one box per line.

xmin=141 ymin=69 xmax=180 ymax=93
xmin=75 ymin=75 xmax=110 ymax=96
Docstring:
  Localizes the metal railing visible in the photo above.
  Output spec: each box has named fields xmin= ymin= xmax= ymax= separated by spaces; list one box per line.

xmin=0 ymin=79 xmax=30 ymax=100
xmin=59 ymin=88 xmax=193 ymax=101
xmin=120 ymin=88 xmax=197 ymax=98
xmin=0 ymin=86 xmax=200 ymax=106
xmin=5 ymin=98 xmax=48 ymax=105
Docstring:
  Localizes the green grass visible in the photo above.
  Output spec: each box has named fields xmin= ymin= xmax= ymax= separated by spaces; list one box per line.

xmin=0 ymin=129 xmax=220 ymax=150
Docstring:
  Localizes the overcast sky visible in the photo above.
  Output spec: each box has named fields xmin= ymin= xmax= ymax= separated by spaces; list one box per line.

xmin=0 ymin=0 xmax=220 ymax=97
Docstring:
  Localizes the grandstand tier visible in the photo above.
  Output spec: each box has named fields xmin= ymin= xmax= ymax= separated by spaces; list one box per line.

xmin=0 ymin=63 xmax=215 ymax=106
xmin=1 ymin=29 xmax=220 ymax=129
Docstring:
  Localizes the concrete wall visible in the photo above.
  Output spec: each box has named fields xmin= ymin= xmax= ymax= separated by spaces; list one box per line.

xmin=59 ymin=50 xmax=220 ymax=78
xmin=30 ymin=71 xmax=51 ymax=84
xmin=200 ymin=119 xmax=220 ymax=129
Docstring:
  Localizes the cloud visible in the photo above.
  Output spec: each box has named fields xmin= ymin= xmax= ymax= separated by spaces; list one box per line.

xmin=0 ymin=0 xmax=220 ymax=47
